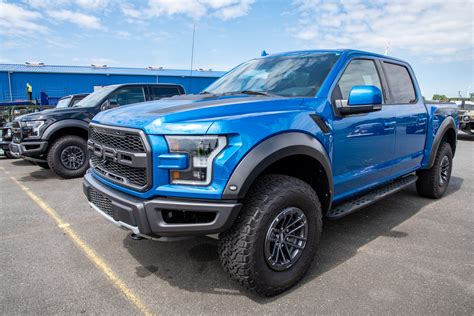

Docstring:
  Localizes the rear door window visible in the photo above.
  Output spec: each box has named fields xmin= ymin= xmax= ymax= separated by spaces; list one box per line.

xmin=151 ymin=86 xmax=180 ymax=100
xmin=383 ymin=62 xmax=417 ymax=104
xmin=107 ymin=87 xmax=145 ymax=106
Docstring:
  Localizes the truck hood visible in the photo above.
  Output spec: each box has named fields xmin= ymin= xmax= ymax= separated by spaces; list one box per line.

xmin=18 ymin=106 xmax=94 ymax=122
xmin=93 ymin=94 xmax=305 ymax=134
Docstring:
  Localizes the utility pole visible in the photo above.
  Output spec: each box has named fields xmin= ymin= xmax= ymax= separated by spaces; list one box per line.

xmin=189 ymin=24 xmax=196 ymax=93
xmin=384 ymin=41 xmax=390 ymax=56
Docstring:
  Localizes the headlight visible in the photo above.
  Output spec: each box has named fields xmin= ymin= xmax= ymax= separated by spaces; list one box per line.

xmin=23 ymin=120 xmax=46 ymax=138
xmin=165 ymin=135 xmax=227 ymax=185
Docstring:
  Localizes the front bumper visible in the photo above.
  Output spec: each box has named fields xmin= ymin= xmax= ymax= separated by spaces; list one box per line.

xmin=83 ymin=172 xmax=242 ymax=238
xmin=0 ymin=140 xmax=10 ymax=151
xmin=9 ymin=141 xmax=48 ymax=159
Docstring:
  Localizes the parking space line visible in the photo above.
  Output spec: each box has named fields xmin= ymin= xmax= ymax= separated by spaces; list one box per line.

xmin=8 ymin=176 xmax=153 ymax=316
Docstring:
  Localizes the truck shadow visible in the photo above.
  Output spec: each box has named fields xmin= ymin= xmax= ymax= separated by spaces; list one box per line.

xmin=17 ymin=169 xmax=59 ymax=182
xmin=123 ymin=176 xmax=463 ymax=302
xmin=457 ymin=133 xmax=474 ymax=141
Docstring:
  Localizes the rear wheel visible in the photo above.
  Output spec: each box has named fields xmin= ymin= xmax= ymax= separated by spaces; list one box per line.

xmin=47 ymin=135 xmax=89 ymax=179
xmin=416 ymin=142 xmax=453 ymax=199
xmin=218 ymin=174 xmax=322 ymax=296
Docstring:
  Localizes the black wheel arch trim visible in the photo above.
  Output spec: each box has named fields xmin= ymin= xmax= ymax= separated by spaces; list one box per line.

xmin=222 ymin=132 xmax=333 ymax=206
xmin=41 ymin=119 xmax=89 ymax=141
xmin=428 ymin=116 xmax=456 ymax=169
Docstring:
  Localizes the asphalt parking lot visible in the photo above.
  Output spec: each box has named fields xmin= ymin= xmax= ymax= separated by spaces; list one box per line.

xmin=1 ymin=136 xmax=473 ymax=315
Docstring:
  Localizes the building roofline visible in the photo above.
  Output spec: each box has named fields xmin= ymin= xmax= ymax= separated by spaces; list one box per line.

xmin=0 ymin=63 xmax=225 ymax=78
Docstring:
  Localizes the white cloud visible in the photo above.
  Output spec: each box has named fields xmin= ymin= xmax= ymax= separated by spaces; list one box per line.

xmin=0 ymin=1 xmax=48 ymax=36
xmin=47 ymin=9 xmax=103 ymax=29
xmin=116 ymin=31 xmax=131 ymax=39
xmin=25 ymin=0 xmax=110 ymax=10
xmin=216 ymin=0 xmax=253 ymax=20
xmin=121 ymin=0 xmax=254 ymax=20
xmin=75 ymin=0 xmax=110 ymax=9
xmin=290 ymin=0 xmax=473 ymax=62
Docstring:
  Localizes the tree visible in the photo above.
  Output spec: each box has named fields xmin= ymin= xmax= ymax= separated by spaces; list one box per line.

xmin=432 ymin=94 xmax=448 ymax=101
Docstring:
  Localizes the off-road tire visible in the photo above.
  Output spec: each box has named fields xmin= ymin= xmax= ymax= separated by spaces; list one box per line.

xmin=416 ymin=142 xmax=453 ymax=199
xmin=36 ymin=162 xmax=50 ymax=169
xmin=47 ymin=135 xmax=89 ymax=179
xmin=218 ymin=174 xmax=322 ymax=296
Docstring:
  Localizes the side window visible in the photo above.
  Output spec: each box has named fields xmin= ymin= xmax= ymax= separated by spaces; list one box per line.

xmin=383 ymin=62 xmax=416 ymax=104
xmin=332 ymin=59 xmax=382 ymax=104
xmin=71 ymin=98 xmax=82 ymax=106
xmin=151 ymin=86 xmax=180 ymax=100
xmin=108 ymin=87 xmax=145 ymax=106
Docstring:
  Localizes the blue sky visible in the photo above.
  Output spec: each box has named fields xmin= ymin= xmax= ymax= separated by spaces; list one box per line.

xmin=0 ymin=0 xmax=472 ymax=99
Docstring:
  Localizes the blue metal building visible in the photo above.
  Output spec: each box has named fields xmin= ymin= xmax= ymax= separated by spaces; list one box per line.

xmin=0 ymin=63 xmax=225 ymax=104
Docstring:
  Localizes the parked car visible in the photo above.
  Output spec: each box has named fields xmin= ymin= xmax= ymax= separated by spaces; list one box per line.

xmin=1 ymin=104 xmax=45 ymax=159
xmin=1 ymin=122 xmax=17 ymax=158
xmin=10 ymin=83 xmax=185 ymax=177
xmin=458 ymin=102 xmax=474 ymax=135
xmin=82 ymin=50 xmax=457 ymax=296
xmin=55 ymin=93 xmax=89 ymax=108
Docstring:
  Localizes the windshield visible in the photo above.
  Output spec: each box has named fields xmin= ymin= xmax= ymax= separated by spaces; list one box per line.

xmin=204 ymin=53 xmax=340 ymax=97
xmin=56 ymin=97 xmax=71 ymax=108
xmin=75 ymin=86 xmax=116 ymax=107
xmin=460 ymin=103 xmax=474 ymax=110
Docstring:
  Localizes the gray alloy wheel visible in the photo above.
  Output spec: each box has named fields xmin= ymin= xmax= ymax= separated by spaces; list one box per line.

xmin=60 ymin=145 xmax=85 ymax=170
xmin=264 ymin=207 xmax=308 ymax=272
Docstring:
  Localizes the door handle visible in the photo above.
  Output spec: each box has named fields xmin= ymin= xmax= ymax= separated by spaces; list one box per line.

xmin=384 ymin=120 xmax=396 ymax=129
xmin=417 ymin=117 xmax=427 ymax=124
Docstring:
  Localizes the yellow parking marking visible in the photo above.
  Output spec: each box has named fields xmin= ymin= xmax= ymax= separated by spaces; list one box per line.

xmin=8 ymin=176 xmax=153 ymax=316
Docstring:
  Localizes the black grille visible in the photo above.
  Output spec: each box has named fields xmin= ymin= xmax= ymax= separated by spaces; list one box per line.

xmin=11 ymin=121 xmax=22 ymax=142
xmin=91 ymin=155 xmax=147 ymax=187
xmin=88 ymin=124 xmax=150 ymax=191
xmin=90 ymin=127 xmax=145 ymax=153
xmin=89 ymin=188 xmax=113 ymax=217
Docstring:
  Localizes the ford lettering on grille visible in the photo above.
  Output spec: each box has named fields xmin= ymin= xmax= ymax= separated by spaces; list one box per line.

xmin=88 ymin=124 xmax=151 ymax=191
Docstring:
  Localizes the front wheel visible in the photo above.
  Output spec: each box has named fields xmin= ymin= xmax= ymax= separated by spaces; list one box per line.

xmin=416 ymin=142 xmax=453 ymax=199
xmin=218 ymin=174 xmax=322 ymax=296
xmin=47 ymin=135 xmax=89 ymax=179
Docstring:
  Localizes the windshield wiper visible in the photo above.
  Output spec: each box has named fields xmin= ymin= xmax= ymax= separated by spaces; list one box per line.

xmin=226 ymin=90 xmax=279 ymax=97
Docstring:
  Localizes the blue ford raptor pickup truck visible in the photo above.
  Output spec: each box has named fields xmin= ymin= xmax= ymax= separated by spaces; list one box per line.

xmin=83 ymin=49 xmax=458 ymax=296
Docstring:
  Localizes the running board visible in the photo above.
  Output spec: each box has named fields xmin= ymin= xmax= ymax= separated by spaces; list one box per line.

xmin=326 ymin=174 xmax=418 ymax=220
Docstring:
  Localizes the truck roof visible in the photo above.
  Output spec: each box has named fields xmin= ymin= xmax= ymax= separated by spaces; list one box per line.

xmin=266 ymin=49 xmax=408 ymax=64
xmin=104 ymin=83 xmax=184 ymax=88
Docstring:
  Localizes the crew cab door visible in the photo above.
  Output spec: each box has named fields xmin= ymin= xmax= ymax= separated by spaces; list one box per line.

xmin=149 ymin=85 xmax=183 ymax=100
xmin=331 ymin=58 xmax=398 ymax=200
xmin=382 ymin=61 xmax=428 ymax=175
xmin=104 ymin=86 xmax=146 ymax=109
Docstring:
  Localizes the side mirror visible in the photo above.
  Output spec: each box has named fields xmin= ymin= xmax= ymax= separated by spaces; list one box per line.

xmin=100 ymin=100 xmax=111 ymax=111
xmin=100 ymin=100 xmax=119 ymax=111
xmin=339 ymin=85 xmax=382 ymax=115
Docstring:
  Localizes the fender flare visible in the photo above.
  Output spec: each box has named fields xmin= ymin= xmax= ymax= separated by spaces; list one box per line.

xmin=428 ymin=116 xmax=456 ymax=168
xmin=222 ymin=132 xmax=333 ymax=204
xmin=41 ymin=119 xmax=89 ymax=141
